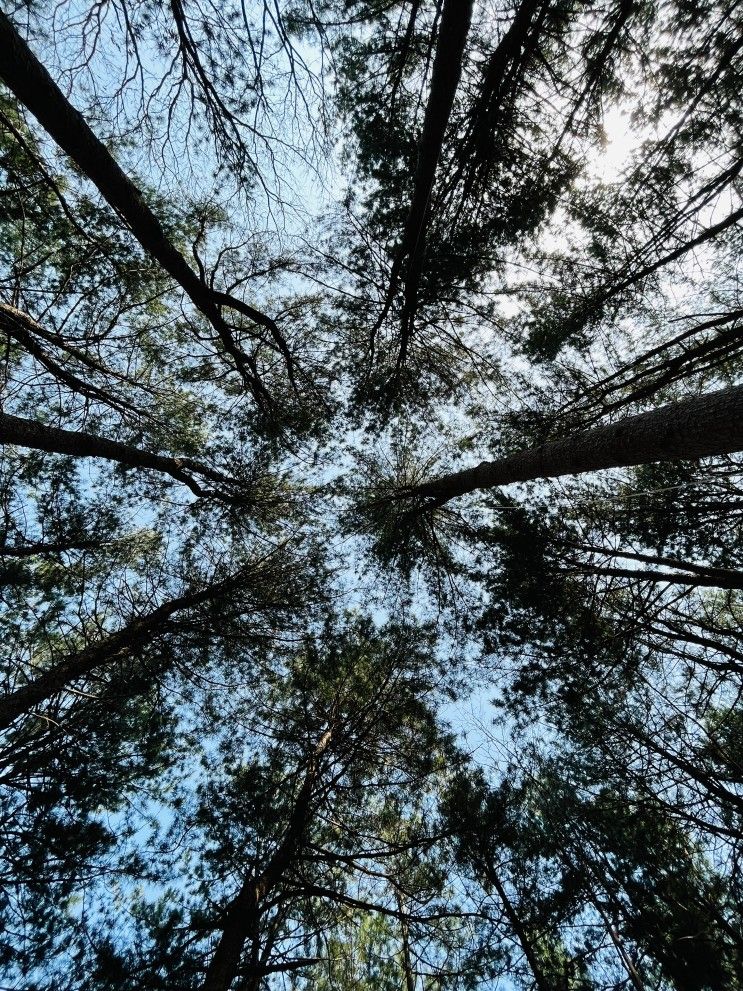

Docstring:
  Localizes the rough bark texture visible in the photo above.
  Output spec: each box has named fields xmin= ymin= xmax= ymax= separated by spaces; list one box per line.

xmin=0 ymin=571 xmax=243 ymax=730
xmin=0 ymin=11 xmax=289 ymax=398
xmin=409 ymin=384 xmax=743 ymax=504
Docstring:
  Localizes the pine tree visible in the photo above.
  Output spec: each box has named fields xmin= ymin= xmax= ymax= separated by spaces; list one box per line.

xmin=2 ymin=2 xmax=743 ymax=989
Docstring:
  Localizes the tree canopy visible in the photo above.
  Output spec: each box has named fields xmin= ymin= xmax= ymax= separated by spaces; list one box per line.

xmin=1 ymin=1 xmax=743 ymax=988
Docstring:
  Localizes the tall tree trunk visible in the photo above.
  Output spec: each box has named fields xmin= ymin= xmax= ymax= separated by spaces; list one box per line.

xmin=201 ymin=727 xmax=334 ymax=991
xmin=560 ymin=563 xmax=743 ymax=590
xmin=400 ymin=0 xmax=474 ymax=265
xmin=397 ymin=890 xmax=417 ymax=991
xmin=201 ymin=882 xmax=261 ymax=991
xmin=0 ymin=569 xmax=246 ymax=731
xmin=0 ymin=10 xmax=292 ymax=400
xmin=375 ymin=0 xmax=474 ymax=358
xmin=470 ymin=0 xmax=546 ymax=159
xmin=0 ymin=411 xmax=238 ymax=499
xmin=404 ymin=384 xmax=743 ymax=506
xmin=485 ymin=867 xmax=552 ymax=991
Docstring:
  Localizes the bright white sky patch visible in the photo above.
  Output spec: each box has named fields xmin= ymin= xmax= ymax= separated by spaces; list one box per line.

xmin=588 ymin=105 xmax=639 ymax=181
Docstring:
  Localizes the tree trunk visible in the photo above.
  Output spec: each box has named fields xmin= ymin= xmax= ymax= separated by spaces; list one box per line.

xmin=0 ymin=539 xmax=102 ymax=557
xmin=400 ymin=0 xmax=474 ymax=265
xmin=0 ymin=410 xmax=236 ymax=499
xmin=560 ymin=563 xmax=743 ymax=590
xmin=201 ymin=727 xmax=334 ymax=991
xmin=0 ymin=569 xmax=245 ymax=731
xmin=0 ymin=10 xmax=290 ymax=399
xmin=485 ymin=866 xmax=552 ymax=991
xmin=405 ymin=384 xmax=743 ymax=506
xmin=375 ymin=0 xmax=474 ymax=356
xmin=201 ymin=880 xmax=261 ymax=991
xmin=472 ymin=0 xmax=545 ymax=153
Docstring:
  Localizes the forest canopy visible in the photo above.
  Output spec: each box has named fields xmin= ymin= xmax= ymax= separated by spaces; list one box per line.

xmin=1 ymin=0 xmax=743 ymax=988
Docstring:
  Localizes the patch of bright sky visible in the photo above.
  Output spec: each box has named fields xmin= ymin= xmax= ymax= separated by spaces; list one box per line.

xmin=586 ymin=104 xmax=641 ymax=183
xmin=40 ymin=0 xmax=336 ymax=248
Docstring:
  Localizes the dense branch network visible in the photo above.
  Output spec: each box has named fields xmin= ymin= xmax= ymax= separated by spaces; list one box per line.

xmin=1 ymin=1 xmax=743 ymax=989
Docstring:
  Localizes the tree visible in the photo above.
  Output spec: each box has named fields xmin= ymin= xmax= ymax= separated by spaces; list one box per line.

xmin=444 ymin=756 xmax=743 ymax=989
xmin=29 ymin=618 xmax=469 ymax=991
xmin=389 ymin=383 xmax=743 ymax=508
xmin=3 ymin=1 xmax=743 ymax=989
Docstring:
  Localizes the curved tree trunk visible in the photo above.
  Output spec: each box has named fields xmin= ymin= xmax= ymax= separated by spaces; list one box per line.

xmin=406 ymin=384 xmax=743 ymax=506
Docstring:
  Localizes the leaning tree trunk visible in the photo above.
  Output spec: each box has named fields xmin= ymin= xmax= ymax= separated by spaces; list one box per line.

xmin=0 ymin=569 xmax=246 ymax=731
xmin=0 ymin=411 xmax=238 ymax=499
xmin=201 ymin=727 xmax=333 ymax=991
xmin=406 ymin=384 xmax=743 ymax=506
xmin=0 ymin=10 xmax=291 ymax=399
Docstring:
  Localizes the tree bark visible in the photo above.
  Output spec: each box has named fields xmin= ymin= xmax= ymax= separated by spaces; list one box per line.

xmin=561 ymin=563 xmax=743 ymax=590
xmin=397 ymin=889 xmax=417 ymax=991
xmin=398 ymin=0 xmax=475 ymax=359
xmin=0 ymin=539 xmax=102 ymax=558
xmin=0 ymin=569 xmax=244 ymax=731
xmin=201 ymin=727 xmax=334 ymax=991
xmin=438 ymin=0 xmax=551 ymax=218
xmin=0 ymin=10 xmax=290 ymax=400
xmin=472 ymin=0 xmax=545 ymax=153
xmin=400 ymin=0 xmax=474 ymax=266
xmin=485 ymin=866 xmax=552 ymax=991
xmin=405 ymin=384 xmax=743 ymax=506
xmin=0 ymin=410 xmax=237 ymax=499
xmin=375 ymin=0 xmax=474 ymax=356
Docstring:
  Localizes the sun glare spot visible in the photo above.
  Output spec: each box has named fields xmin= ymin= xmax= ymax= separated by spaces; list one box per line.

xmin=589 ymin=105 xmax=638 ymax=180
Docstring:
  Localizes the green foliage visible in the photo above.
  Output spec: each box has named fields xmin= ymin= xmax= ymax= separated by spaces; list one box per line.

xmin=3 ymin=2 xmax=743 ymax=990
